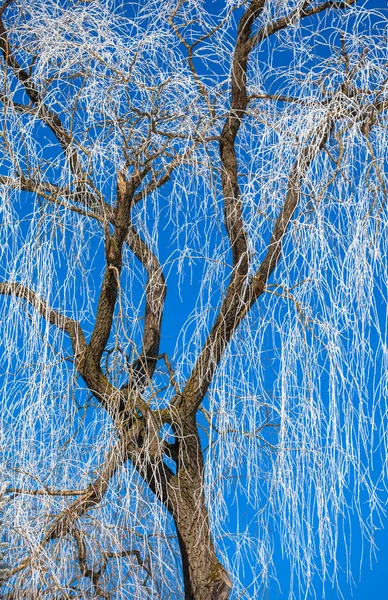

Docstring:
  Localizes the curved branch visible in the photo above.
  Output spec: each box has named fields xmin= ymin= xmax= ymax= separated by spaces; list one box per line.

xmin=0 ymin=281 xmax=121 ymax=419
xmin=0 ymin=3 xmax=93 ymax=200
xmin=86 ymin=172 xmax=141 ymax=369
xmin=177 ymin=0 xmax=266 ymax=416
xmin=2 ymin=434 xmax=133 ymax=582
xmin=0 ymin=281 xmax=86 ymax=358
xmin=247 ymin=126 xmax=333 ymax=300
xmin=125 ymin=224 xmax=167 ymax=389
xmin=0 ymin=175 xmax=105 ymax=222
xmin=2 ymin=419 xmax=174 ymax=584
xmin=177 ymin=0 xmax=357 ymax=418
xmin=0 ymin=170 xmax=167 ymax=404
xmin=219 ymin=0 xmax=265 ymax=277
xmin=249 ymin=0 xmax=356 ymax=50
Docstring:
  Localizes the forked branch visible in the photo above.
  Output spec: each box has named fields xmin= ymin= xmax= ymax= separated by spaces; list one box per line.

xmin=181 ymin=112 xmax=335 ymax=415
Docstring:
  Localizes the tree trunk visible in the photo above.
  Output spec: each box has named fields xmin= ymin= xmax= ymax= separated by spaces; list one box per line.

xmin=174 ymin=499 xmax=232 ymax=600
xmin=169 ymin=419 xmax=232 ymax=600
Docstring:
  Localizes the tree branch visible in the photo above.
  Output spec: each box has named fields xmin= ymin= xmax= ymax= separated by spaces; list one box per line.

xmin=0 ymin=3 xmax=93 ymax=201
xmin=124 ymin=224 xmax=167 ymax=390
xmin=176 ymin=0 xmax=358 ymax=418
xmin=85 ymin=172 xmax=140 ymax=369
xmin=181 ymin=112 xmax=335 ymax=415
xmin=0 ymin=169 xmax=167 ymax=410
xmin=249 ymin=0 xmax=356 ymax=50
xmin=177 ymin=0 xmax=267 ymax=416
xmin=220 ymin=0 xmax=265 ymax=276
xmin=1 ymin=433 xmax=135 ymax=582
xmin=0 ymin=175 xmax=105 ymax=222
xmin=0 ymin=282 xmax=86 ymax=359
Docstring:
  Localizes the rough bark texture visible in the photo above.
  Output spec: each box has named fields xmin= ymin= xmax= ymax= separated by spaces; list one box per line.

xmin=168 ymin=419 xmax=232 ymax=600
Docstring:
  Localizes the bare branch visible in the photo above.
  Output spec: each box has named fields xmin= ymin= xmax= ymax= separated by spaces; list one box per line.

xmin=0 ymin=282 xmax=86 ymax=358
xmin=7 ymin=488 xmax=84 ymax=497
xmin=219 ymin=1 xmax=266 ymax=276
xmin=0 ymin=3 xmax=91 ymax=196
xmin=250 ymin=0 xmax=356 ymax=49
xmin=181 ymin=112 xmax=334 ymax=415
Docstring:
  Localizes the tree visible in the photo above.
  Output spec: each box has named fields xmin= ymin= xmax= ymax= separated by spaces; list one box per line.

xmin=0 ymin=0 xmax=386 ymax=597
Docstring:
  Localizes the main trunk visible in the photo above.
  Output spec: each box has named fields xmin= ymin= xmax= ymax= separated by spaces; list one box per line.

xmin=169 ymin=419 xmax=232 ymax=600
xmin=173 ymin=491 xmax=231 ymax=600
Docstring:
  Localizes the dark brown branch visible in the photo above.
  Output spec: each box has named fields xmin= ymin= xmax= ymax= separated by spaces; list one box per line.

xmin=0 ymin=282 xmax=86 ymax=359
xmin=0 ymin=282 xmax=119 ymax=421
xmin=80 ymin=169 xmax=167 ymax=424
xmin=132 ymin=153 xmax=188 ymax=207
xmin=176 ymin=0 xmax=357 ymax=418
xmin=220 ymin=0 xmax=265 ymax=275
xmin=45 ymin=433 xmax=174 ymax=543
xmin=124 ymin=224 xmax=167 ymax=389
xmin=181 ymin=115 xmax=334 ymax=416
xmin=103 ymin=548 xmax=152 ymax=590
xmin=0 ymin=257 xmax=118 ymax=419
xmin=175 ymin=1 xmax=267 ymax=417
xmin=86 ymin=172 xmax=140 ymax=369
xmin=0 ymin=169 xmax=167 ymax=403
xmin=44 ymin=443 xmax=128 ymax=541
xmin=0 ymin=0 xmax=14 ymax=18
xmin=84 ymin=176 xmax=167 ymax=391
xmin=0 ymin=4 xmax=91 ymax=198
xmin=247 ymin=127 xmax=333 ymax=301
xmin=73 ymin=526 xmax=110 ymax=599
xmin=249 ymin=0 xmax=356 ymax=50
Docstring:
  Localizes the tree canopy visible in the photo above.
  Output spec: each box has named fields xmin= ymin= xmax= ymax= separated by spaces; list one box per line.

xmin=0 ymin=0 xmax=386 ymax=598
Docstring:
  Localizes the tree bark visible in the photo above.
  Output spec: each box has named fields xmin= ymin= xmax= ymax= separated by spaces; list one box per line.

xmin=169 ymin=418 xmax=232 ymax=600
xmin=174 ymin=500 xmax=232 ymax=600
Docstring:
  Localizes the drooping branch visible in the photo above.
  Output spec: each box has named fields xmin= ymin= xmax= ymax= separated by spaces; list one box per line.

xmin=42 ymin=435 xmax=133 ymax=544
xmin=0 ymin=227 xmax=172 ymax=566
xmin=1 ymin=433 xmax=136 ymax=582
xmin=0 ymin=175 xmax=105 ymax=222
xmin=0 ymin=167 xmax=167 ymax=382
xmin=1 ymin=4 xmax=381 ymax=599
xmin=0 ymin=204 xmax=131 ymax=422
xmin=177 ymin=0 xmax=359 ymax=418
xmin=0 ymin=169 xmax=168 ymax=403
xmin=173 ymin=1 xmax=267 ymax=415
xmin=132 ymin=152 xmax=190 ymax=207
xmin=0 ymin=1 xmax=182 ymax=396
xmin=0 ymin=281 xmax=121 ymax=419
xmin=72 ymin=526 xmax=109 ymax=600
xmin=246 ymin=123 xmax=334 ymax=302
